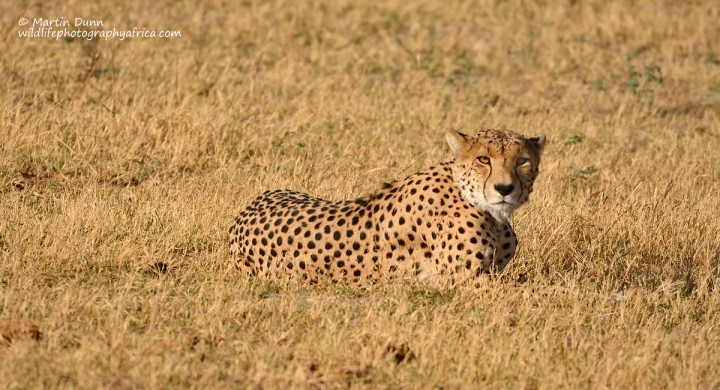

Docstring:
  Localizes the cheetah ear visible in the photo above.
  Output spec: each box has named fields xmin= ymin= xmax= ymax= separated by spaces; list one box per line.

xmin=445 ymin=130 xmax=469 ymax=155
xmin=527 ymin=135 xmax=546 ymax=150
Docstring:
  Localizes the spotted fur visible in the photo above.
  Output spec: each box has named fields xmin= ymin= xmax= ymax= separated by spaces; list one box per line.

xmin=229 ymin=129 xmax=545 ymax=286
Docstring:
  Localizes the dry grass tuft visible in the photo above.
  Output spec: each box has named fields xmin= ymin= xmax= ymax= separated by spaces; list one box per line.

xmin=1 ymin=0 xmax=719 ymax=387
xmin=0 ymin=319 xmax=42 ymax=346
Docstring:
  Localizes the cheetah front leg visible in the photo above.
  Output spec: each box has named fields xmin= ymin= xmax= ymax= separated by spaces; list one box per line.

xmin=492 ymin=221 xmax=518 ymax=272
xmin=425 ymin=222 xmax=498 ymax=288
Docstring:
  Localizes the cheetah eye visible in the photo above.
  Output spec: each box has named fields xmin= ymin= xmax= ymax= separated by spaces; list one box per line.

xmin=516 ymin=157 xmax=529 ymax=166
xmin=477 ymin=156 xmax=490 ymax=165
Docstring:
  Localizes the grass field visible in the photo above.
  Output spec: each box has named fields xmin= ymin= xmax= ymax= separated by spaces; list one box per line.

xmin=2 ymin=0 xmax=720 ymax=388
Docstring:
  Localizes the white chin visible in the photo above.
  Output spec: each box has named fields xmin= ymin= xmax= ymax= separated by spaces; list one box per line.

xmin=464 ymin=194 xmax=516 ymax=222
xmin=486 ymin=203 xmax=514 ymax=222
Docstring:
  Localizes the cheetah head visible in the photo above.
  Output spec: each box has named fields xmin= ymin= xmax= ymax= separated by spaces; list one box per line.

xmin=446 ymin=129 xmax=545 ymax=222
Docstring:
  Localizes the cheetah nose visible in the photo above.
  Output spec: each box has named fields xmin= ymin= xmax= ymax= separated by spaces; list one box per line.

xmin=494 ymin=184 xmax=515 ymax=196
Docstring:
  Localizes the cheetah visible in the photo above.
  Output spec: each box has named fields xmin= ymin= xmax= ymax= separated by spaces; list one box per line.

xmin=229 ymin=129 xmax=545 ymax=286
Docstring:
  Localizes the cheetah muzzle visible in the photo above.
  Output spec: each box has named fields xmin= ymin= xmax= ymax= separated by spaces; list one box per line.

xmin=229 ymin=129 xmax=545 ymax=286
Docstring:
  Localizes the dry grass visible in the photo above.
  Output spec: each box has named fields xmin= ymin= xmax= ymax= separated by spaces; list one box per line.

xmin=2 ymin=0 xmax=720 ymax=388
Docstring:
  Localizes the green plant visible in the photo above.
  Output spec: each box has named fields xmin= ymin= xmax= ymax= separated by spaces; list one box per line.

xmin=625 ymin=59 xmax=663 ymax=105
